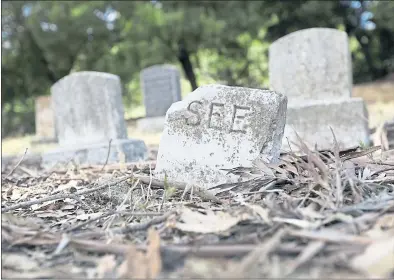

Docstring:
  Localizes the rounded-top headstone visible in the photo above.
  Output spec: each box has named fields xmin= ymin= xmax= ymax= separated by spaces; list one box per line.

xmin=269 ymin=28 xmax=352 ymax=104
xmin=140 ymin=64 xmax=182 ymax=118
xmin=51 ymin=71 xmax=128 ymax=147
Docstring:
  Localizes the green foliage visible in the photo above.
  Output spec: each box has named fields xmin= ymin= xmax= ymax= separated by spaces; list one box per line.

xmin=2 ymin=1 xmax=393 ymax=137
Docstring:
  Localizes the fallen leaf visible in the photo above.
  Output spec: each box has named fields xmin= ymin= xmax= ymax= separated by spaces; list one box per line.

xmin=253 ymin=158 xmax=275 ymax=177
xmin=55 ymin=180 xmax=79 ymax=192
xmin=350 ymin=236 xmax=394 ymax=278
xmin=365 ymin=214 xmax=394 ymax=239
xmin=76 ymin=212 xmax=103 ymax=221
xmin=2 ymin=269 xmax=68 ymax=279
xmin=117 ymin=228 xmax=162 ymax=279
xmin=31 ymin=199 xmax=62 ymax=211
xmin=60 ymin=204 xmax=76 ymax=210
xmin=96 ymin=254 xmax=117 ymax=278
xmin=146 ymin=227 xmax=162 ymax=279
xmin=2 ymin=213 xmax=44 ymax=229
xmin=245 ymin=204 xmax=272 ymax=224
xmin=272 ymin=217 xmax=318 ymax=229
xmin=10 ymin=187 xmax=23 ymax=200
xmin=35 ymin=211 xmax=70 ymax=218
xmin=175 ymin=208 xmax=249 ymax=233
xmin=2 ymin=253 xmax=39 ymax=271
xmin=117 ymin=246 xmax=147 ymax=279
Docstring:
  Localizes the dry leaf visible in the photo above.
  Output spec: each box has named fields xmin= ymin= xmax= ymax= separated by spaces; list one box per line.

xmin=35 ymin=211 xmax=69 ymax=218
xmin=350 ymin=236 xmax=394 ymax=278
xmin=245 ymin=203 xmax=272 ymax=224
xmin=117 ymin=246 xmax=147 ymax=279
xmin=365 ymin=214 xmax=394 ymax=239
xmin=96 ymin=254 xmax=117 ymax=278
xmin=31 ymin=199 xmax=62 ymax=211
xmin=253 ymin=158 xmax=275 ymax=177
xmin=76 ymin=212 xmax=103 ymax=221
xmin=175 ymin=208 xmax=249 ymax=233
xmin=2 ymin=269 xmax=68 ymax=279
xmin=146 ymin=227 xmax=162 ymax=279
xmin=272 ymin=217 xmax=318 ymax=229
xmin=2 ymin=253 xmax=39 ymax=271
xmin=2 ymin=213 xmax=44 ymax=229
xmin=55 ymin=180 xmax=79 ymax=192
xmin=117 ymin=228 xmax=162 ymax=279
xmin=10 ymin=187 xmax=23 ymax=200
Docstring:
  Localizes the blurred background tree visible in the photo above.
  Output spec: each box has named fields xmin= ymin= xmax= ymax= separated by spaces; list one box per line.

xmin=1 ymin=0 xmax=393 ymax=137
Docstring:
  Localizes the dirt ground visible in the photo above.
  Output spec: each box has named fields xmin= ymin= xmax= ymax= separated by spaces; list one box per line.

xmin=1 ymin=85 xmax=394 ymax=278
xmin=1 ymin=141 xmax=394 ymax=279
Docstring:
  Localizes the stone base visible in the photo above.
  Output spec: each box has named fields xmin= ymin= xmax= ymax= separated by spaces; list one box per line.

xmin=31 ymin=137 xmax=58 ymax=146
xmin=282 ymin=98 xmax=370 ymax=151
xmin=136 ymin=116 xmax=166 ymax=133
xmin=42 ymin=139 xmax=148 ymax=169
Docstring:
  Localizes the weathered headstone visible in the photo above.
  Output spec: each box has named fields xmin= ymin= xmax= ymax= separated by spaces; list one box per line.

xmin=154 ymin=84 xmax=288 ymax=189
xmin=136 ymin=65 xmax=182 ymax=133
xmin=34 ymin=95 xmax=56 ymax=141
xmin=140 ymin=64 xmax=182 ymax=117
xmin=269 ymin=28 xmax=370 ymax=151
xmin=42 ymin=71 xmax=147 ymax=167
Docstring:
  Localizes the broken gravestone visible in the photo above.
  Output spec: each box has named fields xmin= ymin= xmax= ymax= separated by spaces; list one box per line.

xmin=42 ymin=71 xmax=147 ymax=168
xmin=136 ymin=64 xmax=182 ymax=133
xmin=269 ymin=27 xmax=370 ymax=151
xmin=154 ymin=84 xmax=288 ymax=189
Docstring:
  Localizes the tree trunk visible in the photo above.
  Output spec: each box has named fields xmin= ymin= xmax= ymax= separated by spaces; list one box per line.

xmin=177 ymin=40 xmax=198 ymax=90
xmin=355 ymin=32 xmax=379 ymax=81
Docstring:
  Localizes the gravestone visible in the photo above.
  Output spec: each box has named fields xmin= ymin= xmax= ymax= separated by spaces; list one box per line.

xmin=42 ymin=71 xmax=148 ymax=168
xmin=34 ymin=95 xmax=56 ymax=141
xmin=154 ymin=84 xmax=288 ymax=189
xmin=136 ymin=65 xmax=182 ymax=132
xmin=269 ymin=28 xmax=370 ymax=151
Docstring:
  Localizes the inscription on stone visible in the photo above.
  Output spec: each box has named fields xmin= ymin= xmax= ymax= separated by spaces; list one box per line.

xmin=140 ymin=64 xmax=182 ymax=117
xmin=154 ymin=84 xmax=288 ymax=189
xmin=185 ymin=101 xmax=251 ymax=134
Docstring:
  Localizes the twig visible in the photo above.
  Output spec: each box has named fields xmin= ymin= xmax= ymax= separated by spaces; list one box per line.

xmin=70 ymin=240 xmax=302 ymax=257
xmin=369 ymin=166 xmax=394 ymax=177
xmin=289 ymin=229 xmax=373 ymax=245
xmin=6 ymin=148 xmax=28 ymax=177
xmin=67 ymin=210 xmax=164 ymax=232
xmin=101 ymin=139 xmax=113 ymax=171
xmin=117 ymin=210 xmax=176 ymax=234
xmin=74 ymin=211 xmax=177 ymax=239
xmin=1 ymin=175 xmax=132 ymax=213
xmin=226 ymin=228 xmax=287 ymax=278
xmin=134 ymin=174 xmax=222 ymax=203
xmin=341 ymin=146 xmax=381 ymax=161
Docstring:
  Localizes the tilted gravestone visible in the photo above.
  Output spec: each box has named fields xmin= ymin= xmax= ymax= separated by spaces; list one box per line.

xmin=34 ymin=95 xmax=56 ymax=140
xmin=154 ymin=84 xmax=288 ymax=189
xmin=136 ymin=65 xmax=182 ymax=133
xmin=42 ymin=71 xmax=147 ymax=167
xmin=269 ymin=28 xmax=370 ymax=151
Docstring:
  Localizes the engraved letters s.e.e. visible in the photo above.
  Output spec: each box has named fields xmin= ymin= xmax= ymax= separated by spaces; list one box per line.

xmin=185 ymin=101 xmax=251 ymax=134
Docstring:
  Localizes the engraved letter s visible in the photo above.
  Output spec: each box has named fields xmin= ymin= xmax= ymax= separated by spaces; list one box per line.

xmin=185 ymin=100 xmax=203 ymax=126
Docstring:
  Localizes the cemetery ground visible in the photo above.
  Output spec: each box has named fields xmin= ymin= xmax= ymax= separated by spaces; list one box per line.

xmin=1 ymin=103 xmax=394 ymax=279
xmin=1 ymin=136 xmax=394 ymax=278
